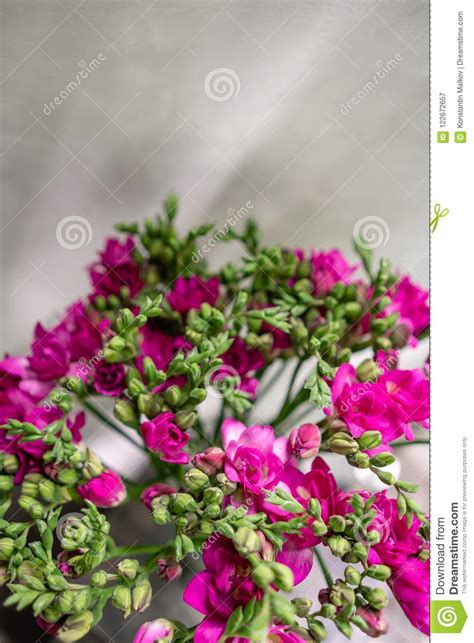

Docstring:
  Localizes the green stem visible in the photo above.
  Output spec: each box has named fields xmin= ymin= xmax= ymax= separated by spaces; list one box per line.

xmin=392 ymin=438 xmax=429 ymax=447
xmin=314 ymin=547 xmax=333 ymax=587
xmin=272 ymin=387 xmax=308 ymax=429
xmin=274 ymin=357 xmax=305 ymax=421
xmin=105 ymin=544 xmax=165 ymax=560
xmin=81 ymin=398 xmax=146 ymax=451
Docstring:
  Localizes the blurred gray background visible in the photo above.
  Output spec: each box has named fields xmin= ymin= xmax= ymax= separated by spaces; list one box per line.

xmin=1 ymin=1 xmax=428 ymax=641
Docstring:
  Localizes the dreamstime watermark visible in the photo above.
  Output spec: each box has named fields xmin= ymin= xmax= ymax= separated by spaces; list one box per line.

xmin=43 ymin=53 xmax=106 ymax=115
xmin=340 ymin=54 xmax=403 ymax=116
xmin=192 ymin=202 xmax=254 ymax=263
xmin=204 ymin=67 xmax=241 ymax=101
xmin=353 ymin=216 xmax=390 ymax=250
xmin=204 ymin=364 xmax=241 ymax=399
xmin=352 ymin=510 xmax=391 ymax=546
xmin=56 ymin=215 xmax=93 ymax=250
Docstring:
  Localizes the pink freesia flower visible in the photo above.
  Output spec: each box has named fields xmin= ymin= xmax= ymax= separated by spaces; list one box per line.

xmin=54 ymin=301 xmax=105 ymax=362
xmin=89 ymin=236 xmax=143 ymax=298
xmin=138 ymin=326 xmax=190 ymax=372
xmin=167 ymin=276 xmax=219 ymax=315
xmin=192 ymin=447 xmax=225 ymax=475
xmin=222 ymin=418 xmax=290 ymax=496
xmin=355 ymin=607 xmax=389 ymax=637
xmin=219 ymin=337 xmax=264 ymax=397
xmin=329 ymin=363 xmax=429 ymax=444
xmin=0 ymin=355 xmax=50 ymax=424
xmin=28 ymin=324 xmax=70 ymax=381
xmin=78 ymin=469 xmax=126 ymax=507
xmin=93 ymin=360 xmax=126 ymax=397
xmin=140 ymin=482 xmax=177 ymax=509
xmin=387 ymin=275 xmax=429 ymax=340
xmin=141 ymin=412 xmax=190 ymax=464
xmin=289 ymin=423 xmax=321 ymax=459
xmin=310 ymin=249 xmax=358 ymax=295
xmin=134 ymin=619 xmax=174 ymax=643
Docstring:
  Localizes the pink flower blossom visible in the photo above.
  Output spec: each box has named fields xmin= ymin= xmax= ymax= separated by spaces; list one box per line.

xmin=167 ymin=276 xmax=219 ymax=315
xmin=134 ymin=619 xmax=174 ymax=643
xmin=387 ymin=275 xmax=429 ymax=340
xmin=93 ymin=360 xmax=126 ymax=397
xmin=310 ymin=249 xmax=358 ymax=295
xmin=138 ymin=326 xmax=189 ymax=372
xmin=89 ymin=236 xmax=143 ymax=299
xmin=28 ymin=324 xmax=70 ymax=381
xmin=140 ymin=482 xmax=177 ymax=509
xmin=78 ymin=469 xmax=126 ymax=507
xmin=222 ymin=418 xmax=290 ymax=496
xmin=289 ymin=423 xmax=321 ymax=459
xmin=192 ymin=447 xmax=225 ymax=475
xmin=54 ymin=301 xmax=105 ymax=362
xmin=355 ymin=607 xmax=389 ymax=637
xmin=329 ymin=363 xmax=429 ymax=444
xmin=141 ymin=412 xmax=190 ymax=464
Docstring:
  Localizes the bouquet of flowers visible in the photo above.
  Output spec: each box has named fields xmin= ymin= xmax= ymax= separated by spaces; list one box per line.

xmin=0 ymin=196 xmax=429 ymax=642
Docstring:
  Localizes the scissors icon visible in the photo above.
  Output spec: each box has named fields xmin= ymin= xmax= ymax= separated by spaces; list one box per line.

xmin=430 ymin=203 xmax=449 ymax=232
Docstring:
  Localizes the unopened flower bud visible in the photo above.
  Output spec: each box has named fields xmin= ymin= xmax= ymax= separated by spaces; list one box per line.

xmin=163 ymin=385 xmax=181 ymax=407
xmin=1 ymin=454 xmax=19 ymax=474
xmin=157 ymin=558 xmax=182 ymax=582
xmin=216 ymin=473 xmax=237 ymax=495
xmin=289 ymin=423 xmax=321 ymax=459
xmin=170 ymin=493 xmax=198 ymax=514
xmin=55 ymin=590 xmax=75 ymax=614
xmin=151 ymin=506 xmax=171 ymax=525
xmin=347 ymin=452 xmax=370 ymax=468
xmin=132 ymin=579 xmax=152 ymax=613
xmin=366 ymin=565 xmax=391 ymax=581
xmin=134 ymin=619 xmax=175 ymax=643
xmin=0 ymin=475 xmax=13 ymax=493
xmin=91 ymin=570 xmax=108 ymax=587
xmin=355 ymin=607 xmax=389 ymax=637
xmin=0 ymin=564 xmax=9 ymax=586
xmin=328 ymin=432 xmax=359 ymax=456
xmin=117 ymin=559 xmax=139 ymax=581
xmin=330 ymin=582 xmax=355 ymax=607
xmin=18 ymin=495 xmax=44 ymax=519
xmin=233 ymin=527 xmax=262 ymax=557
xmin=328 ymin=515 xmax=346 ymax=533
xmin=308 ymin=498 xmax=322 ymax=518
xmin=57 ymin=610 xmax=94 ymax=642
xmin=112 ymin=585 xmax=132 ymax=616
xmin=291 ymin=597 xmax=313 ymax=617
xmin=0 ymin=537 xmax=15 ymax=560
xmin=270 ymin=562 xmax=294 ymax=592
xmin=312 ymin=520 xmax=328 ymax=537
xmin=308 ymin=618 xmax=328 ymax=641
xmin=252 ymin=563 xmax=275 ymax=587
xmin=320 ymin=603 xmax=337 ymax=619
xmin=192 ymin=447 xmax=225 ymax=475
xmin=38 ymin=478 xmax=56 ymax=502
xmin=357 ymin=431 xmax=382 ymax=451
xmin=353 ymin=542 xmax=368 ymax=562
xmin=366 ymin=588 xmax=388 ymax=610
xmin=183 ymin=468 xmax=209 ymax=493
xmin=356 ymin=359 xmax=381 ymax=382
xmin=270 ymin=592 xmax=296 ymax=626
xmin=175 ymin=410 xmax=197 ymax=430
xmin=114 ymin=399 xmax=138 ymax=426
xmin=328 ymin=535 xmax=351 ymax=558
xmin=203 ymin=486 xmax=224 ymax=506
xmin=344 ymin=566 xmax=361 ymax=586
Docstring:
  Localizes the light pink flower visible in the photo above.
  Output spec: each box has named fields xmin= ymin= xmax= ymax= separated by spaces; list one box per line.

xmin=134 ymin=619 xmax=174 ymax=643
xmin=289 ymin=423 xmax=321 ymax=459
xmin=78 ymin=469 xmax=126 ymax=507
xmin=141 ymin=412 xmax=190 ymax=464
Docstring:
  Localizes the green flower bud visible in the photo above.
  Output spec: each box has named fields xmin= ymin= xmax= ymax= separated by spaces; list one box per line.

xmin=308 ymin=498 xmax=322 ymax=518
xmin=366 ymin=564 xmax=391 ymax=581
xmin=117 ymin=559 xmax=139 ymax=581
xmin=60 ymin=516 xmax=91 ymax=546
xmin=163 ymin=385 xmax=181 ymax=407
xmin=112 ymin=585 xmax=132 ymax=617
xmin=170 ymin=493 xmax=198 ymax=514
xmin=328 ymin=432 xmax=359 ymax=456
xmin=291 ymin=597 xmax=313 ymax=617
xmin=0 ymin=564 xmax=9 ymax=586
xmin=216 ymin=473 xmax=238 ymax=495
xmin=203 ymin=487 xmax=224 ymax=506
xmin=114 ymin=399 xmax=138 ymax=426
xmin=347 ymin=452 xmax=370 ymax=469
xmin=1 ymin=454 xmax=19 ymax=474
xmin=320 ymin=603 xmax=337 ymax=619
xmin=132 ymin=579 xmax=152 ymax=613
xmin=372 ymin=468 xmax=396 ymax=486
xmin=175 ymin=410 xmax=198 ymax=429
xmin=82 ymin=450 xmax=103 ymax=479
xmin=344 ymin=301 xmax=362 ymax=322
xmin=183 ymin=468 xmax=209 ymax=493
xmin=21 ymin=476 xmax=40 ymax=497
xmin=344 ymin=566 xmax=361 ymax=586
xmin=18 ymin=495 xmax=43 ymax=519
xmin=203 ymin=504 xmax=221 ymax=519
xmin=330 ymin=582 xmax=355 ymax=607
xmin=270 ymin=592 xmax=296 ymax=626
xmin=55 ymin=590 xmax=75 ymax=614
xmin=270 ymin=562 xmax=294 ymax=592
xmin=312 ymin=520 xmax=328 ymax=537
xmin=308 ymin=618 xmax=327 ymax=641
xmin=151 ymin=506 xmax=171 ymax=525
xmin=252 ymin=563 xmax=275 ymax=588
xmin=356 ymin=431 xmax=382 ymax=451
xmin=137 ymin=393 xmax=157 ymax=418
xmin=328 ymin=515 xmax=346 ymax=533
xmin=38 ymin=478 xmax=56 ymax=502
xmin=0 ymin=475 xmax=13 ymax=493
xmin=57 ymin=468 xmax=79 ymax=485
xmin=328 ymin=535 xmax=351 ymax=558
xmin=233 ymin=527 xmax=262 ymax=557
xmin=91 ymin=570 xmax=108 ymax=587
xmin=366 ymin=587 xmax=388 ymax=610
xmin=41 ymin=606 xmax=61 ymax=624
xmin=369 ymin=452 xmax=396 ymax=468
xmin=353 ymin=542 xmax=368 ymax=562
xmin=0 ymin=538 xmax=15 ymax=560
xmin=198 ymin=520 xmax=214 ymax=536
xmin=57 ymin=610 xmax=94 ymax=642
xmin=356 ymin=359 xmax=380 ymax=382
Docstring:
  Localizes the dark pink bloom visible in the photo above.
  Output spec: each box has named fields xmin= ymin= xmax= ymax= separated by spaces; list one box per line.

xmin=78 ymin=469 xmax=126 ymax=507
xmin=141 ymin=412 xmax=190 ymax=464
xmin=140 ymin=482 xmax=177 ymax=509
xmin=355 ymin=607 xmax=389 ymax=637
xmin=387 ymin=275 xmax=429 ymax=339
xmin=329 ymin=363 xmax=429 ymax=444
xmin=0 ymin=355 xmax=49 ymax=424
xmin=222 ymin=418 xmax=290 ymax=496
xmin=54 ymin=301 xmax=104 ymax=362
xmin=167 ymin=276 xmax=219 ymax=315
xmin=289 ymin=423 xmax=321 ymax=459
xmin=310 ymin=249 xmax=358 ymax=295
xmin=192 ymin=447 xmax=225 ymax=475
xmin=93 ymin=360 xmax=126 ymax=397
xmin=36 ymin=617 xmax=63 ymax=636
xmin=134 ymin=619 xmax=174 ymax=643
xmin=138 ymin=326 xmax=189 ymax=372
xmin=156 ymin=558 xmax=182 ymax=582
xmin=89 ymin=236 xmax=143 ymax=298
xmin=221 ymin=337 xmax=264 ymax=377
xmin=28 ymin=324 xmax=70 ymax=381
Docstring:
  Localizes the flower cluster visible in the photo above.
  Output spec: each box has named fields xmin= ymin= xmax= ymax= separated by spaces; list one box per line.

xmin=0 ymin=196 xmax=429 ymax=641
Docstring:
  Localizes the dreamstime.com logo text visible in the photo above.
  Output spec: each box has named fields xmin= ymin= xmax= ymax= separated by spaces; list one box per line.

xmin=43 ymin=53 xmax=106 ymax=115
xmin=340 ymin=54 xmax=403 ymax=116
xmin=192 ymin=202 xmax=254 ymax=263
